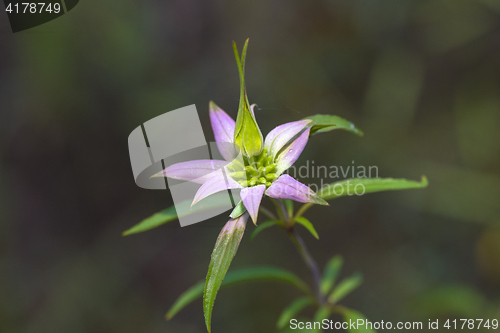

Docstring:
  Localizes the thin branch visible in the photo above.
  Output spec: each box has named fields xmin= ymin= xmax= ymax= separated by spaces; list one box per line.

xmin=270 ymin=198 xmax=287 ymax=223
xmin=287 ymin=228 xmax=324 ymax=304
xmin=295 ymin=202 xmax=313 ymax=219
xmin=259 ymin=206 xmax=278 ymax=221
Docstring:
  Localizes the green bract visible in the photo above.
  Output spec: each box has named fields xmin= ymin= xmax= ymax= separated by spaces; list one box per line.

xmin=233 ymin=39 xmax=263 ymax=158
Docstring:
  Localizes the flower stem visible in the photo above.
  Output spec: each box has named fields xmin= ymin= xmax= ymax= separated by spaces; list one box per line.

xmin=294 ymin=202 xmax=313 ymax=219
xmin=270 ymin=198 xmax=288 ymax=224
xmin=287 ymin=227 xmax=324 ymax=304
xmin=259 ymin=206 xmax=277 ymax=221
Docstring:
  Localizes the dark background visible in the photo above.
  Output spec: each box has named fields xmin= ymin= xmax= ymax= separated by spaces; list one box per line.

xmin=1 ymin=0 xmax=500 ymax=332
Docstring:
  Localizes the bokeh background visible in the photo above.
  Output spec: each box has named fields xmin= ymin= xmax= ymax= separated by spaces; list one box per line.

xmin=1 ymin=0 xmax=500 ymax=332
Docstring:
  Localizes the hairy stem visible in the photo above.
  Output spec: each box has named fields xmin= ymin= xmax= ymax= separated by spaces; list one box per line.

xmin=287 ymin=227 xmax=324 ymax=304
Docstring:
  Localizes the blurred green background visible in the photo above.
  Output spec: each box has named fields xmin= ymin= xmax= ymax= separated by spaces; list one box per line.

xmin=1 ymin=0 xmax=500 ymax=332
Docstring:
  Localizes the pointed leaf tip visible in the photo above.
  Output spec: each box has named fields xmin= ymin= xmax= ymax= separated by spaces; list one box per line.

xmin=328 ymin=272 xmax=363 ymax=304
xmin=304 ymin=114 xmax=363 ymax=137
xmin=249 ymin=220 xmax=278 ymax=241
xmin=320 ymin=255 xmax=344 ymax=295
xmin=294 ymin=216 xmax=319 ymax=240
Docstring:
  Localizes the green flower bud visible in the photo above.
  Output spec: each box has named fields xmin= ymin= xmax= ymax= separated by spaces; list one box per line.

xmin=233 ymin=39 xmax=263 ymax=158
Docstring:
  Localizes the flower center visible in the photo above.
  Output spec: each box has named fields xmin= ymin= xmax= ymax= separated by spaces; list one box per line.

xmin=226 ymin=148 xmax=277 ymax=187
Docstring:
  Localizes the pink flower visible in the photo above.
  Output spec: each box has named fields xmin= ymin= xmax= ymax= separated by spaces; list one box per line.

xmin=153 ymin=102 xmax=328 ymax=225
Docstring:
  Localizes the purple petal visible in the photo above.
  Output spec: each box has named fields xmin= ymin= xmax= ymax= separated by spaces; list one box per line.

xmin=210 ymin=101 xmax=237 ymax=161
xmin=191 ymin=168 xmax=242 ymax=206
xmin=152 ymin=159 xmax=228 ymax=184
xmin=264 ymin=120 xmax=312 ymax=158
xmin=275 ymin=126 xmax=311 ymax=175
xmin=265 ymin=174 xmax=328 ymax=205
xmin=240 ymin=185 xmax=266 ymax=225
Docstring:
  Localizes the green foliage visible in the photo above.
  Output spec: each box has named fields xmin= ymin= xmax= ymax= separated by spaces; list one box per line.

xmin=167 ymin=267 xmax=312 ymax=320
xmin=277 ymin=297 xmax=315 ymax=329
xmin=304 ymin=114 xmax=364 ymax=136
xmin=309 ymin=306 xmax=331 ymax=333
xmin=250 ymin=220 xmax=278 ymax=241
xmin=122 ymin=193 xmax=229 ymax=235
xmin=203 ymin=217 xmax=247 ymax=332
xmin=313 ymin=305 xmax=331 ymax=322
xmin=319 ymin=176 xmax=428 ymax=201
xmin=340 ymin=308 xmax=377 ymax=333
xmin=328 ymin=273 xmax=363 ymax=304
xmin=294 ymin=216 xmax=319 ymax=240
xmin=320 ymin=255 xmax=343 ymax=295
xmin=310 ymin=306 xmax=332 ymax=333
xmin=122 ymin=205 xmax=177 ymax=236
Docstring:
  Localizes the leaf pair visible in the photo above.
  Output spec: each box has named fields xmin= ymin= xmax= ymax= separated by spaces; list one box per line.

xmin=122 ymin=177 xmax=428 ymax=237
xmin=249 ymin=216 xmax=319 ymax=242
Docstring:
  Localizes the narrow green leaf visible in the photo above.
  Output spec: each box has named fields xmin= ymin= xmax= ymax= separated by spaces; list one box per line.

xmin=339 ymin=308 xmax=377 ymax=333
xmin=203 ymin=215 xmax=247 ymax=332
xmin=230 ymin=200 xmax=246 ymax=219
xmin=320 ymin=255 xmax=344 ymax=295
xmin=310 ymin=306 xmax=332 ymax=333
xmin=166 ymin=266 xmax=312 ymax=320
xmin=328 ymin=273 xmax=363 ymax=304
xmin=294 ymin=216 xmax=319 ymax=240
xmin=319 ymin=176 xmax=428 ymax=201
xmin=304 ymin=114 xmax=364 ymax=136
xmin=122 ymin=205 xmax=177 ymax=236
xmin=122 ymin=193 xmax=230 ymax=236
xmin=314 ymin=306 xmax=331 ymax=322
xmin=277 ymin=297 xmax=314 ymax=329
xmin=249 ymin=220 xmax=278 ymax=241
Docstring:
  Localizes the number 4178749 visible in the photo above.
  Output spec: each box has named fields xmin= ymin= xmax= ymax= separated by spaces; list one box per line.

xmin=444 ymin=319 xmax=499 ymax=330
xmin=5 ymin=3 xmax=61 ymax=14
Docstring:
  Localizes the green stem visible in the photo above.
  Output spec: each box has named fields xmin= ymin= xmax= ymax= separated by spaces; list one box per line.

xmin=259 ymin=206 xmax=277 ymax=221
xmin=270 ymin=198 xmax=287 ymax=224
xmin=276 ymin=199 xmax=290 ymax=224
xmin=287 ymin=228 xmax=323 ymax=304
xmin=295 ymin=202 xmax=313 ymax=219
